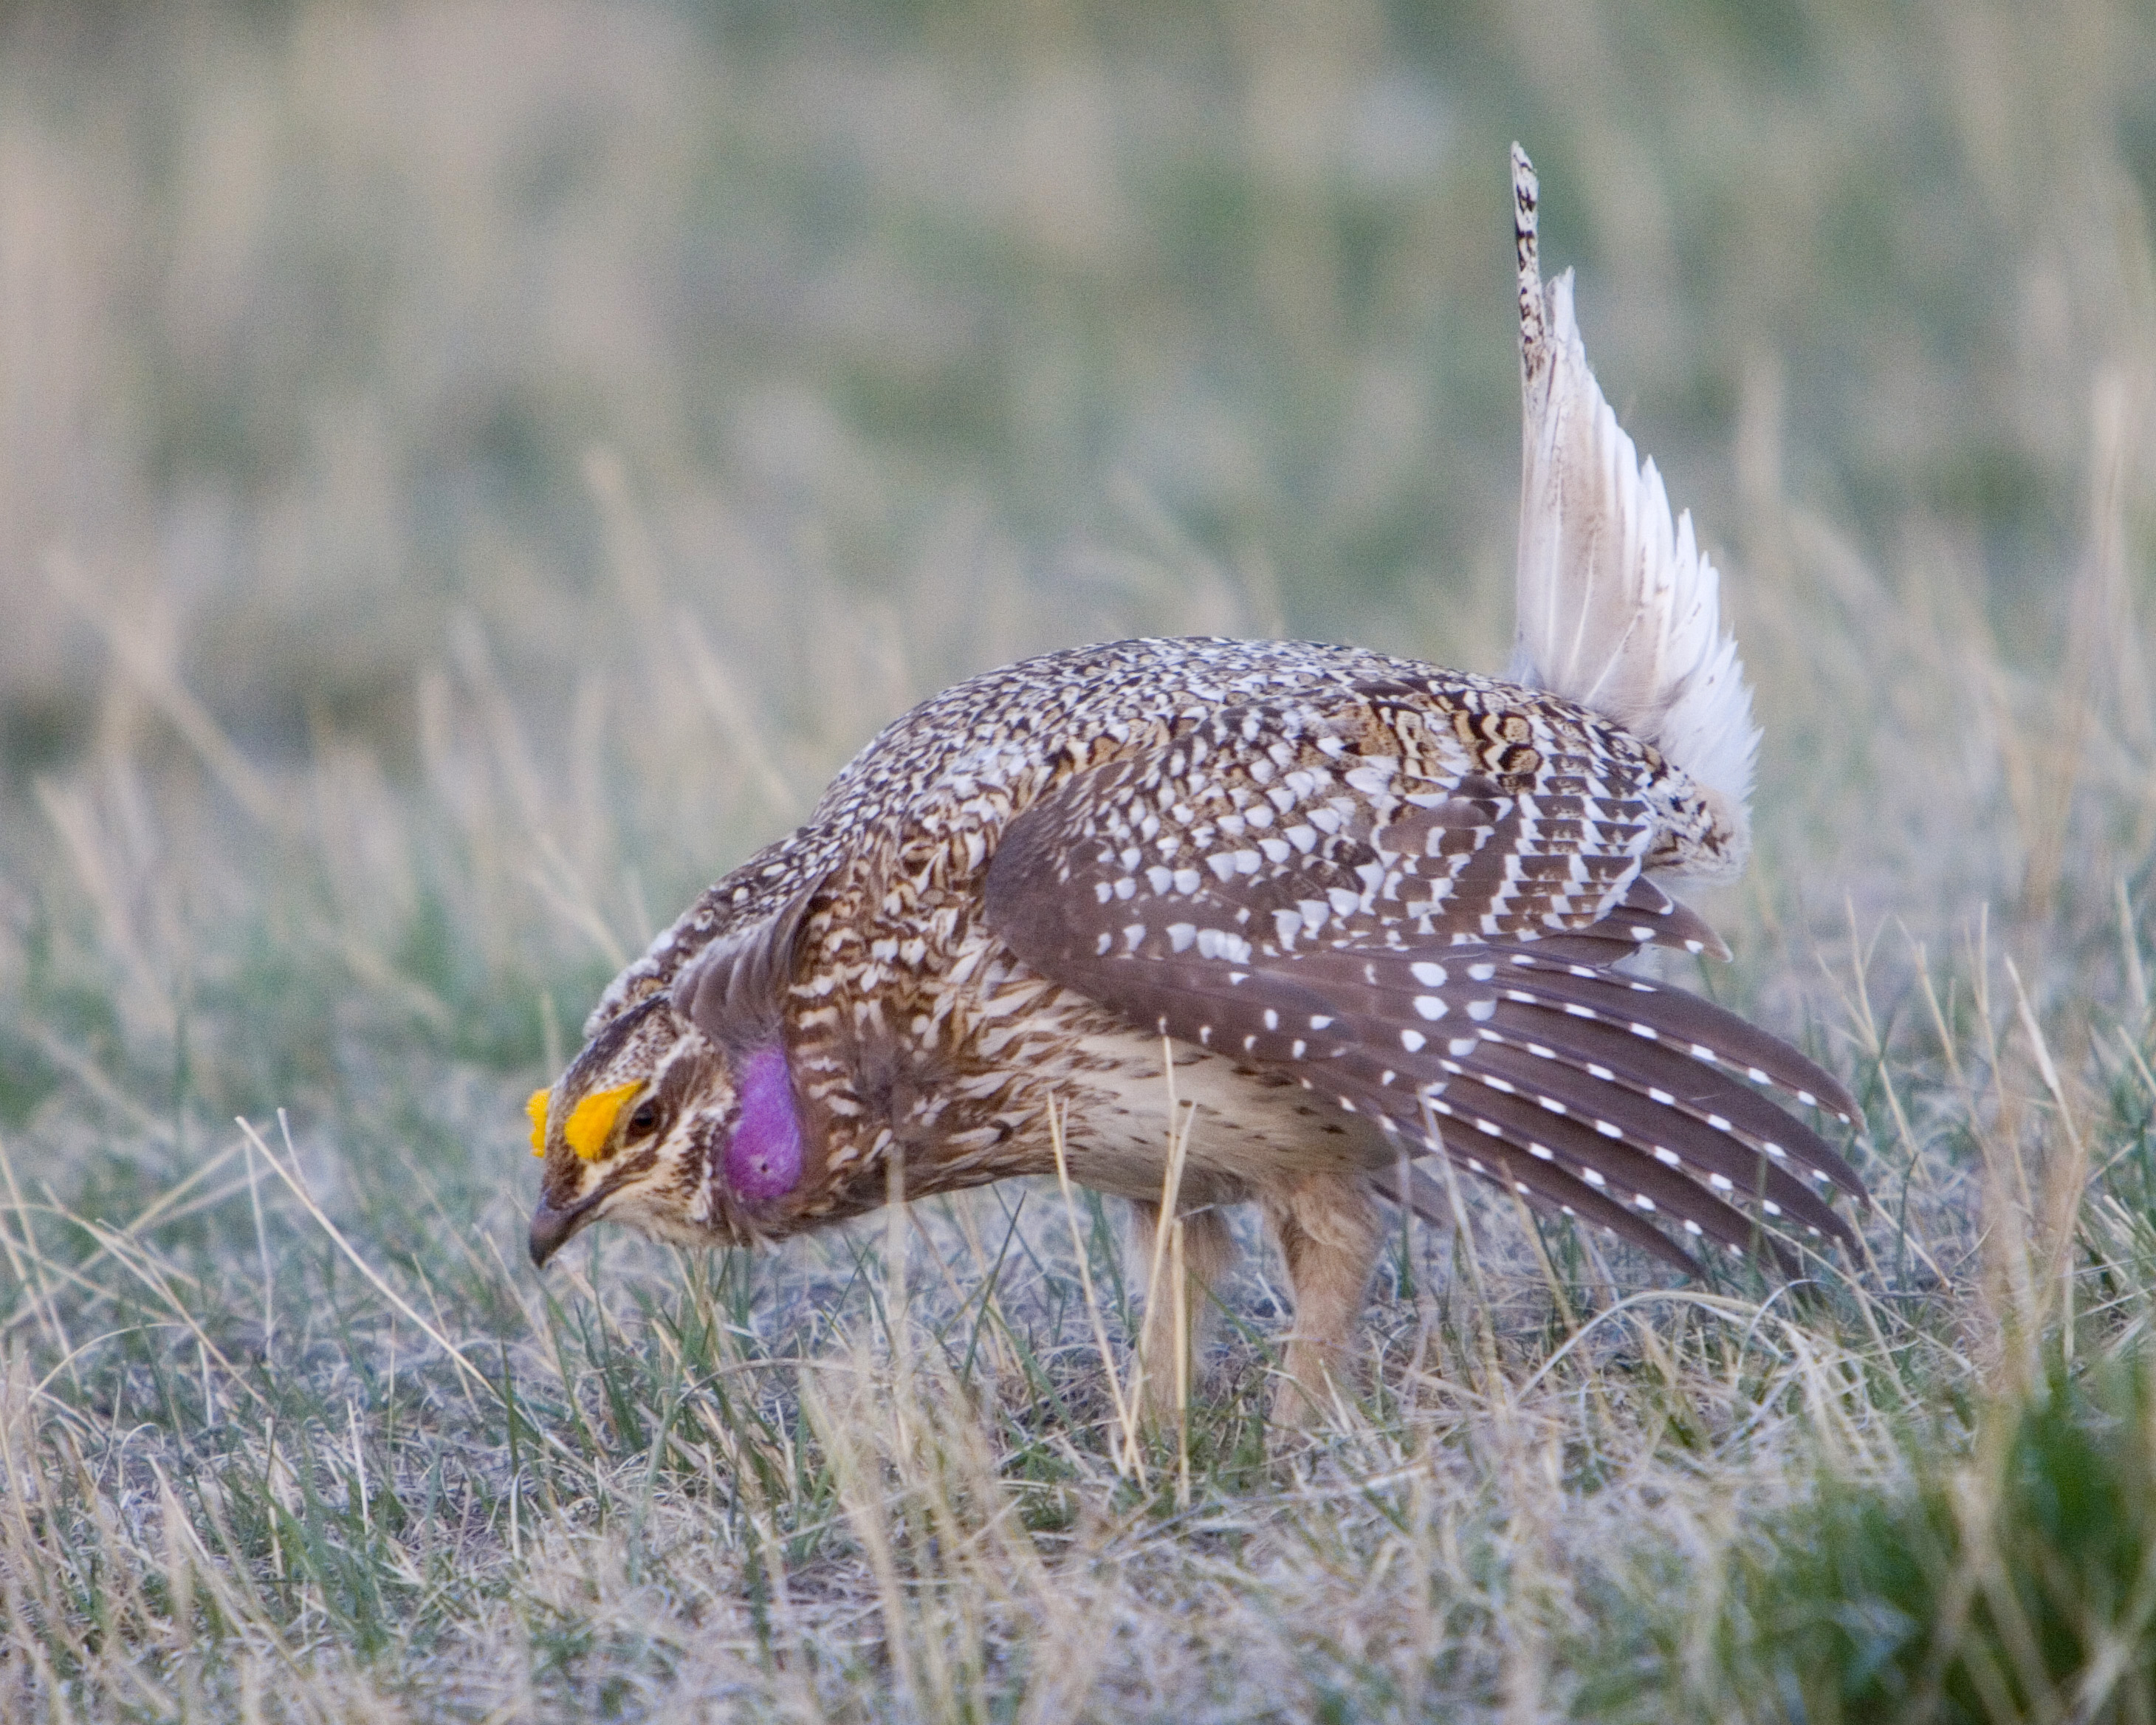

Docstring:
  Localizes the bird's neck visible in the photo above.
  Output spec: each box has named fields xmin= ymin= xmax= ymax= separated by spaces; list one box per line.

xmin=726 ymin=1043 xmax=805 ymax=1200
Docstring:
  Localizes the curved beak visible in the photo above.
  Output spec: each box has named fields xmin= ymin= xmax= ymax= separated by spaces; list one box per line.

xmin=528 ymin=1192 xmax=601 ymax=1268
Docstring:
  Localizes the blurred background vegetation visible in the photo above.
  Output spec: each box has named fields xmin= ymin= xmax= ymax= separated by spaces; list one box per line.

xmin=5 ymin=1 xmax=2150 ymax=783
xmin=10 ymin=1 xmax=2152 ymax=696
xmin=4 ymin=0 xmax=2152 ymax=1112
xmin=4 ymin=4 xmax=2156 ymax=1717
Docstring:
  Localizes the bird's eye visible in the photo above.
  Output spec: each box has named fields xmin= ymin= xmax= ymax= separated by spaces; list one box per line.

xmin=628 ymin=1100 xmax=661 ymax=1136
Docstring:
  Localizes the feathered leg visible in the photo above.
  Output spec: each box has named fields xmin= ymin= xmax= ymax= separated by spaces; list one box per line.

xmin=1261 ymin=1173 xmax=1384 ymax=1426
xmin=1127 ymin=1200 xmax=1237 ymax=1425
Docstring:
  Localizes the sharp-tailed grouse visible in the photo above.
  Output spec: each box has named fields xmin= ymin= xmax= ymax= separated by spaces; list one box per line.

xmin=526 ymin=148 xmax=1865 ymax=1416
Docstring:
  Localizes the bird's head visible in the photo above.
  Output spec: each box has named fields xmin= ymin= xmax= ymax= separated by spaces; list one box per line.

xmin=524 ymin=994 xmax=806 ymax=1266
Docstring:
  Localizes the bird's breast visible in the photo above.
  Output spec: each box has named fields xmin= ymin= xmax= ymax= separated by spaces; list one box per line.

xmin=1035 ymin=1018 xmax=1389 ymax=1206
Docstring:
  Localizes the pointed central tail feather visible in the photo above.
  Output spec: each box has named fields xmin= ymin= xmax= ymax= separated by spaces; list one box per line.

xmin=1508 ymin=144 xmax=1760 ymax=879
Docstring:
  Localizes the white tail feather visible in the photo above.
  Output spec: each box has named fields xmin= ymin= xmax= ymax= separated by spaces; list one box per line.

xmin=1507 ymin=145 xmax=1758 ymax=877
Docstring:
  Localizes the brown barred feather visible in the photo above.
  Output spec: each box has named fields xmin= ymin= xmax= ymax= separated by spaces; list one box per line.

xmin=1456 ymin=1038 xmax=1853 ymax=1244
xmin=1472 ymin=1005 xmax=1863 ymax=1191
xmin=1480 ymin=955 xmax=1859 ymax=1120
xmin=1371 ymin=1131 xmax=1707 ymax=1275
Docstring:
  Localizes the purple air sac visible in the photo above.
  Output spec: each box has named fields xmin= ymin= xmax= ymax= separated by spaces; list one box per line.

xmin=725 ymin=1043 xmax=804 ymax=1201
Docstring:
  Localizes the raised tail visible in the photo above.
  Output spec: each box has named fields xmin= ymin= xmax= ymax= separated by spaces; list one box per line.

xmin=1508 ymin=145 xmax=1759 ymax=880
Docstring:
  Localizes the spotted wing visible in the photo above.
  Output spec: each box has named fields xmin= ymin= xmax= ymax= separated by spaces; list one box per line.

xmin=994 ymin=679 xmax=1717 ymax=959
xmin=983 ymin=690 xmax=1864 ymax=1271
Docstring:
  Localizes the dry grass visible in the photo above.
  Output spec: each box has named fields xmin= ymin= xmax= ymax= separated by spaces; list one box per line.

xmin=3 ymin=1 xmax=2156 ymax=1718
